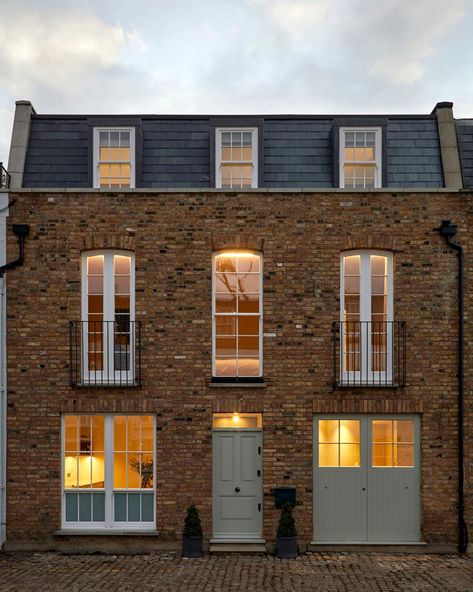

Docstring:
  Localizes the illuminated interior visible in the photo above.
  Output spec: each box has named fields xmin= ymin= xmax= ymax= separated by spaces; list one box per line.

xmin=113 ymin=415 xmax=154 ymax=489
xmin=318 ymin=419 xmax=360 ymax=467
xmin=64 ymin=415 xmax=154 ymax=490
xmin=98 ymin=130 xmax=131 ymax=188
xmin=372 ymin=419 xmax=414 ymax=467
xmin=220 ymin=131 xmax=253 ymax=188
xmin=343 ymin=253 xmax=389 ymax=374
xmin=213 ymin=413 xmax=263 ymax=429
xmin=343 ymin=131 xmax=376 ymax=188
xmin=86 ymin=253 xmax=132 ymax=374
xmin=64 ymin=415 xmax=105 ymax=488
xmin=214 ymin=251 xmax=261 ymax=377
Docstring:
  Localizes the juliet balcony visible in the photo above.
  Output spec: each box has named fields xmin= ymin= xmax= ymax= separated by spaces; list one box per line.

xmin=332 ymin=320 xmax=406 ymax=388
xmin=69 ymin=320 xmax=142 ymax=387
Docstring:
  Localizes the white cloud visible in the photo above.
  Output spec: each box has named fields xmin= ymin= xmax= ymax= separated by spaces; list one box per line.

xmin=0 ymin=6 xmax=144 ymax=97
xmin=247 ymin=0 xmax=330 ymax=37
xmin=362 ymin=0 xmax=466 ymax=85
xmin=0 ymin=0 xmax=471 ymax=160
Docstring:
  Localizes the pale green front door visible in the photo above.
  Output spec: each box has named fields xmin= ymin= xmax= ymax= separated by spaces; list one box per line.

xmin=212 ymin=430 xmax=263 ymax=540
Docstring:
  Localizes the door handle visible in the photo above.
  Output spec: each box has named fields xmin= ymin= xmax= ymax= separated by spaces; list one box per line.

xmin=362 ymin=487 xmax=366 ymax=491
xmin=235 ymin=487 xmax=240 ymax=492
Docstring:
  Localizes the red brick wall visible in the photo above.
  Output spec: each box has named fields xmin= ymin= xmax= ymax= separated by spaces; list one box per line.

xmin=4 ymin=190 xmax=472 ymax=549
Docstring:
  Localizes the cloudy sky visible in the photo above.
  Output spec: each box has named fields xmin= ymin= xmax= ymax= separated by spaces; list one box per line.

xmin=0 ymin=0 xmax=472 ymax=161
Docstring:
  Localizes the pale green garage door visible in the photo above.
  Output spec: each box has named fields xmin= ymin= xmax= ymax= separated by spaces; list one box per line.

xmin=313 ymin=415 xmax=421 ymax=543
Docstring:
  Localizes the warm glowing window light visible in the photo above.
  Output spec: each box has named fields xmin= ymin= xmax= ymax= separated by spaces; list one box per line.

xmin=63 ymin=414 xmax=155 ymax=527
xmin=216 ymin=128 xmax=257 ymax=189
xmin=213 ymin=251 xmax=262 ymax=378
xmin=318 ymin=419 xmax=360 ymax=467
xmin=213 ymin=413 xmax=262 ymax=429
xmin=372 ymin=419 xmax=414 ymax=467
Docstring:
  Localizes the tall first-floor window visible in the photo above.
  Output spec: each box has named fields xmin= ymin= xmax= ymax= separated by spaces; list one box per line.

xmin=212 ymin=251 xmax=262 ymax=380
xmin=81 ymin=250 xmax=136 ymax=384
xmin=62 ymin=414 xmax=155 ymax=529
xmin=340 ymin=251 xmax=394 ymax=384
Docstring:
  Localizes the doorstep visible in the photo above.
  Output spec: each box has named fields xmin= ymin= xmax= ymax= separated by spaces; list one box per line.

xmin=308 ymin=541 xmax=440 ymax=554
xmin=209 ymin=539 xmax=266 ymax=554
xmin=55 ymin=530 xmax=160 ymax=536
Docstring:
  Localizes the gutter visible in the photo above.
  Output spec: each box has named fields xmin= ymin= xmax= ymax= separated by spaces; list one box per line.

xmin=437 ymin=220 xmax=468 ymax=553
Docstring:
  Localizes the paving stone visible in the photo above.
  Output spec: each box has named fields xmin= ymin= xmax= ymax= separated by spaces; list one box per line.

xmin=0 ymin=552 xmax=472 ymax=592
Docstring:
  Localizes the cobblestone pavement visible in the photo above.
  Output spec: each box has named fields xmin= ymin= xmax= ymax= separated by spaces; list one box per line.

xmin=0 ymin=552 xmax=472 ymax=592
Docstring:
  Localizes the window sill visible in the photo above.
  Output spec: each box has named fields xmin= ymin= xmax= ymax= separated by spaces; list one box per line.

xmin=72 ymin=382 xmax=141 ymax=389
xmin=209 ymin=382 xmax=267 ymax=388
xmin=336 ymin=383 xmax=403 ymax=389
xmin=55 ymin=529 xmax=159 ymax=536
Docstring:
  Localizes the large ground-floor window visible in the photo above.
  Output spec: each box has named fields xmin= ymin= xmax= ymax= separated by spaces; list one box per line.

xmin=62 ymin=414 xmax=155 ymax=530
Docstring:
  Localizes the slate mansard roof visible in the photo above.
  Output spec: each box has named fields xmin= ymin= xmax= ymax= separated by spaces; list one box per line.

xmin=11 ymin=103 xmax=473 ymax=189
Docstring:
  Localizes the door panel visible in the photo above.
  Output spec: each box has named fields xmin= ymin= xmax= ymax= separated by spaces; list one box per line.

xmin=315 ymin=467 xmax=367 ymax=541
xmin=314 ymin=417 xmax=367 ymax=542
xmin=213 ymin=431 xmax=262 ymax=539
xmin=367 ymin=418 xmax=421 ymax=542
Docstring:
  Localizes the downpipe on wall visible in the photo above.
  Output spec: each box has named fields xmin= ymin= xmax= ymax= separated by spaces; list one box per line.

xmin=0 ymin=280 xmax=5 ymax=547
xmin=0 ymin=221 xmax=29 ymax=547
xmin=437 ymin=220 xmax=468 ymax=554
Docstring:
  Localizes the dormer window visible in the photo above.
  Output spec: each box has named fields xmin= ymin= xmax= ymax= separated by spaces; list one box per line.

xmin=215 ymin=128 xmax=258 ymax=188
xmin=93 ymin=128 xmax=135 ymax=189
xmin=339 ymin=128 xmax=381 ymax=189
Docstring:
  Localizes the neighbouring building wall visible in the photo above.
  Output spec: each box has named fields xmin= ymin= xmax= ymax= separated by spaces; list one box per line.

xmin=0 ymin=192 xmax=8 ymax=546
xmin=3 ymin=189 xmax=471 ymax=551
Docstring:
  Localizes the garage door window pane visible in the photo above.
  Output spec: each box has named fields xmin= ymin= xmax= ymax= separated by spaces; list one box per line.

xmin=319 ymin=443 xmax=339 ymax=467
xmin=395 ymin=420 xmax=414 ymax=443
xmin=372 ymin=419 xmax=414 ymax=467
xmin=372 ymin=419 xmax=391 ymax=443
xmin=319 ymin=420 xmax=338 ymax=443
xmin=340 ymin=444 xmax=360 ymax=467
xmin=372 ymin=443 xmax=392 ymax=467
xmin=395 ymin=444 xmax=414 ymax=467
xmin=318 ymin=419 xmax=360 ymax=467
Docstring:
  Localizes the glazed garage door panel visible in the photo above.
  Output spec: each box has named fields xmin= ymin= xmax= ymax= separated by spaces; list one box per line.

xmin=367 ymin=418 xmax=421 ymax=542
xmin=314 ymin=416 xmax=420 ymax=543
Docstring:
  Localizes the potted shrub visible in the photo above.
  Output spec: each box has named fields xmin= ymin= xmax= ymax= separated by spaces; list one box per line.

xmin=276 ymin=502 xmax=298 ymax=558
xmin=182 ymin=504 xmax=204 ymax=557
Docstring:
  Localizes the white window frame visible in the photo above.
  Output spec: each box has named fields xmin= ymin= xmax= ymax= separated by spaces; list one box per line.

xmin=81 ymin=250 xmax=136 ymax=384
xmin=61 ymin=414 xmax=156 ymax=531
xmin=215 ymin=127 xmax=258 ymax=189
xmin=339 ymin=127 xmax=382 ymax=189
xmin=340 ymin=250 xmax=393 ymax=384
xmin=93 ymin=127 xmax=136 ymax=189
xmin=212 ymin=250 xmax=263 ymax=379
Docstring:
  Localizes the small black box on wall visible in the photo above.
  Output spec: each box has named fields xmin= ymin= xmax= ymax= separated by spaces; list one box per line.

xmin=274 ymin=487 xmax=296 ymax=508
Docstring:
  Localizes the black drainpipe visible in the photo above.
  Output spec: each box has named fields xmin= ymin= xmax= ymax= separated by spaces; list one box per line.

xmin=0 ymin=224 xmax=30 ymax=277
xmin=437 ymin=219 xmax=468 ymax=554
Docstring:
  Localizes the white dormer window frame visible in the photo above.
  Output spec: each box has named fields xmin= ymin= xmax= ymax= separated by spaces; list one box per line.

xmin=93 ymin=127 xmax=136 ymax=189
xmin=339 ymin=127 xmax=382 ymax=189
xmin=215 ymin=128 xmax=258 ymax=189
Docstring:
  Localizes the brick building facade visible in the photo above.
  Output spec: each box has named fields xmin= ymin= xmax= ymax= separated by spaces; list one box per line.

xmin=1 ymin=101 xmax=472 ymax=552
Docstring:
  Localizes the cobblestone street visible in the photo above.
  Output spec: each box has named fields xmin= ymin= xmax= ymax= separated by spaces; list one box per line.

xmin=0 ymin=552 xmax=472 ymax=591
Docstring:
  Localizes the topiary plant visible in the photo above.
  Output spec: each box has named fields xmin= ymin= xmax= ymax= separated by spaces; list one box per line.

xmin=277 ymin=502 xmax=297 ymax=537
xmin=183 ymin=504 xmax=203 ymax=537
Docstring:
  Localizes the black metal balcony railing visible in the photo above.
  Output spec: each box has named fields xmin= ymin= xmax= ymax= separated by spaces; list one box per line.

xmin=0 ymin=163 xmax=10 ymax=189
xmin=69 ymin=321 xmax=142 ymax=387
xmin=332 ymin=320 xmax=406 ymax=388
